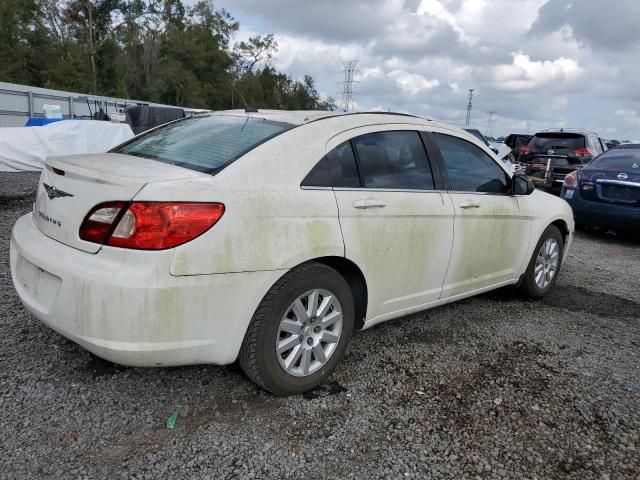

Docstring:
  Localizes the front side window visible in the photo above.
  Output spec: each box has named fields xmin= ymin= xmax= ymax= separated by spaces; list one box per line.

xmin=434 ymin=133 xmax=509 ymax=193
xmin=352 ymin=131 xmax=434 ymax=190
xmin=115 ymin=115 xmax=293 ymax=173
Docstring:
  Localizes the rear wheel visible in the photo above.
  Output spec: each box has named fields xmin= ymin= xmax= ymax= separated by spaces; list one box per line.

xmin=520 ymin=225 xmax=564 ymax=299
xmin=239 ymin=262 xmax=354 ymax=395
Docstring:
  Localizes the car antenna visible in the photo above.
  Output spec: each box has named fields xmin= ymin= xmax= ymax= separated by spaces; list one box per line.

xmin=231 ymin=82 xmax=258 ymax=113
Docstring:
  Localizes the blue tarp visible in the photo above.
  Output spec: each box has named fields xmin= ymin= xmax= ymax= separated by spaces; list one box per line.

xmin=25 ymin=117 xmax=64 ymax=127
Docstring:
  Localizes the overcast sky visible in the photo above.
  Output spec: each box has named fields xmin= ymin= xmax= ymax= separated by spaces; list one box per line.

xmin=214 ymin=0 xmax=640 ymax=140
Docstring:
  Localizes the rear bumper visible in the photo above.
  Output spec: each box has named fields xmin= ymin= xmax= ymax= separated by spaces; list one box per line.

xmin=10 ymin=213 xmax=284 ymax=367
xmin=562 ymin=188 xmax=640 ymax=231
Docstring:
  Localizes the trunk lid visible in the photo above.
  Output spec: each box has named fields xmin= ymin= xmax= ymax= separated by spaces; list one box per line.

xmin=34 ymin=153 xmax=207 ymax=253
xmin=579 ymin=168 xmax=640 ymax=206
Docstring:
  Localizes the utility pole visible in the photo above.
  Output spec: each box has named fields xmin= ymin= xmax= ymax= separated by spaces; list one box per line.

xmin=340 ymin=60 xmax=359 ymax=112
xmin=485 ymin=111 xmax=496 ymax=137
xmin=465 ymin=88 xmax=474 ymax=126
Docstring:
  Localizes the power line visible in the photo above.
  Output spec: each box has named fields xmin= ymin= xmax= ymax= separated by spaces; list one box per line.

xmin=465 ymin=88 xmax=474 ymax=126
xmin=340 ymin=60 xmax=359 ymax=112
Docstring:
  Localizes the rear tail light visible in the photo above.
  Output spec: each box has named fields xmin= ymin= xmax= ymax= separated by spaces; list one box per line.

xmin=520 ymin=146 xmax=533 ymax=154
xmin=80 ymin=202 xmax=225 ymax=250
xmin=79 ymin=201 xmax=129 ymax=244
xmin=571 ymin=148 xmax=591 ymax=158
xmin=563 ymin=170 xmax=578 ymax=188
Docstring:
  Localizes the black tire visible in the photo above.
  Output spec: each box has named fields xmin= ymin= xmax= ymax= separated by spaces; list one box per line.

xmin=520 ymin=225 xmax=564 ymax=299
xmin=238 ymin=262 xmax=354 ymax=395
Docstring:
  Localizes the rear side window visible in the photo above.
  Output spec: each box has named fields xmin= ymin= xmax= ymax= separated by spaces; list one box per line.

xmin=352 ymin=131 xmax=434 ymax=190
xmin=434 ymin=133 xmax=509 ymax=193
xmin=301 ymin=157 xmax=331 ymax=187
xmin=528 ymin=133 xmax=585 ymax=153
xmin=327 ymin=142 xmax=361 ymax=188
xmin=115 ymin=115 xmax=293 ymax=173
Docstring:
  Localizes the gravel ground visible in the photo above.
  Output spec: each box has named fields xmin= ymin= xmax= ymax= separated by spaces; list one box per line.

xmin=1 ymin=172 xmax=639 ymax=480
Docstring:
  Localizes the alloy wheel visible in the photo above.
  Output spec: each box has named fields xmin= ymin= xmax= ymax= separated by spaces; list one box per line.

xmin=276 ymin=289 xmax=343 ymax=377
xmin=534 ymin=238 xmax=560 ymax=289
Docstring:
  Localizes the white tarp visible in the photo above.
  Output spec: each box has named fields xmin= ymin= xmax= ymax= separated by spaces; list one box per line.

xmin=0 ymin=120 xmax=134 ymax=172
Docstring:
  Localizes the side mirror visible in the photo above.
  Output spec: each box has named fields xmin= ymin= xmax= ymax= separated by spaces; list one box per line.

xmin=512 ymin=175 xmax=535 ymax=195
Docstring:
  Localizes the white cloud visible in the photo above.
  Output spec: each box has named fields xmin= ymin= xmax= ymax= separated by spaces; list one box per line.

xmin=218 ymin=0 xmax=640 ymax=139
xmin=388 ymin=71 xmax=440 ymax=95
xmin=489 ymin=53 xmax=584 ymax=93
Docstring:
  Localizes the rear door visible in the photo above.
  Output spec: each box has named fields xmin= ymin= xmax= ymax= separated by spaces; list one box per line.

xmin=427 ymin=131 xmax=531 ymax=298
xmin=328 ymin=126 xmax=454 ymax=320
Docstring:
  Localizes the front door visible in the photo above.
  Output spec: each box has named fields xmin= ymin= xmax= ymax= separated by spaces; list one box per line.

xmin=428 ymin=131 xmax=532 ymax=298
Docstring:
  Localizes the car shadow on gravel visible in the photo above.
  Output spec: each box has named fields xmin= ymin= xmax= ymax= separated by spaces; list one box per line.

xmin=481 ymin=285 xmax=640 ymax=319
xmin=577 ymin=227 xmax=640 ymax=245
xmin=0 ymin=193 xmax=34 ymax=209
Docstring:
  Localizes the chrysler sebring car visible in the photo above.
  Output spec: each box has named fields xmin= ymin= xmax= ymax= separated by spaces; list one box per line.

xmin=10 ymin=110 xmax=573 ymax=395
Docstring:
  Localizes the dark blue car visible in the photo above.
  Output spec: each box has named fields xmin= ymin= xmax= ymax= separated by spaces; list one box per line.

xmin=560 ymin=145 xmax=640 ymax=233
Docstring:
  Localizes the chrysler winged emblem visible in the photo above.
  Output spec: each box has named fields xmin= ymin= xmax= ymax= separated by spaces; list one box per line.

xmin=617 ymin=172 xmax=628 ymax=180
xmin=43 ymin=183 xmax=73 ymax=200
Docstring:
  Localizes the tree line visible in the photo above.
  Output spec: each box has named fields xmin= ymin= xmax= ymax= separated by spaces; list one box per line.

xmin=0 ymin=0 xmax=336 ymax=110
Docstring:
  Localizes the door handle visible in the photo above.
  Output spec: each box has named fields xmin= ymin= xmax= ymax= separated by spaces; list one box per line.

xmin=353 ymin=198 xmax=386 ymax=209
xmin=459 ymin=200 xmax=481 ymax=209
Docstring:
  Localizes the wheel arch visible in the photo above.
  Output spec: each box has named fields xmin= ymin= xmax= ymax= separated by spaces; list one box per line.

xmin=305 ymin=256 xmax=368 ymax=331
xmin=550 ymin=219 xmax=569 ymax=246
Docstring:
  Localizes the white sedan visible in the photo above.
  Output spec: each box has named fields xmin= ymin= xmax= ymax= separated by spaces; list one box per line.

xmin=10 ymin=110 xmax=573 ymax=395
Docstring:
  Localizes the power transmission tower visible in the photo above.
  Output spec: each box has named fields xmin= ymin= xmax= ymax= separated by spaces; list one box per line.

xmin=340 ymin=60 xmax=359 ymax=112
xmin=485 ymin=111 xmax=496 ymax=137
xmin=465 ymin=88 xmax=474 ymax=126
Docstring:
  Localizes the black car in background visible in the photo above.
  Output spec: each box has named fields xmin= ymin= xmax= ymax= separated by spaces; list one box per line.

xmin=504 ymin=133 xmax=532 ymax=158
xmin=561 ymin=144 xmax=640 ymax=233
xmin=519 ymin=129 xmax=608 ymax=194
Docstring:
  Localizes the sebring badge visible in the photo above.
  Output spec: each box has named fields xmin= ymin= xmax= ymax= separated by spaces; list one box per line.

xmin=43 ymin=183 xmax=73 ymax=200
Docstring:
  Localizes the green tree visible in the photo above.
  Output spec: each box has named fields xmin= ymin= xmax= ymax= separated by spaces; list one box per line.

xmin=0 ymin=0 xmax=334 ymax=111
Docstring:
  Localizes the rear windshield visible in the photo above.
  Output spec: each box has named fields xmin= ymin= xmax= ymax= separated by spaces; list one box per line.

xmin=590 ymin=148 xmax=640 ymax=171
xmin=115 ymin=115 xmax=294 ymax=173
xmin=528 ymin=133 xmax=585 ymax=152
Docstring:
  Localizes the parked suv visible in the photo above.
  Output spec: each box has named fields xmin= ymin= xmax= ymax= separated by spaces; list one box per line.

xmin=519 ymin=129 xmax=608 ymax=194
xmin=504 ymin=134 xmax=532 ymax=158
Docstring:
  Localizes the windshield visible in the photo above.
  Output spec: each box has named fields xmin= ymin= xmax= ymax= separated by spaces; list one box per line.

xmin=528 ymin=133 xmax=585 ymax=153
xmin=115 ymin=115 xmax=294 ymax=173
xmin=589 ymin=148 xmax=640 ymax=172
xmin=464 ymin=129 xmax=489 ymax=146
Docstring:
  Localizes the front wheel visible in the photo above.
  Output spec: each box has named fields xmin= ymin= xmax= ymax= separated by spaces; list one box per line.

xmin=520 ymin=225 xmax=564 ymax=299
xmin=239 ymin=262 xmax=354 ymax=395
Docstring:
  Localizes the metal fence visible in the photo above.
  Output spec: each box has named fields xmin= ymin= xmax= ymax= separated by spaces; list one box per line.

xmin=0 ymin=82 xmax=204 ymax=128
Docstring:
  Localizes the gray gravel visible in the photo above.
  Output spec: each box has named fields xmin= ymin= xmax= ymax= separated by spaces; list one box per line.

xmin=1 ymin=172 xmax=639 ymax=479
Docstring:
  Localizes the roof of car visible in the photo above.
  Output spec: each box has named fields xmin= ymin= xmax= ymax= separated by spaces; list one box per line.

xmin=210 ymin=109 xmax=436 ymax=127
xmin=536 ymin=128 xmax=599 ymax=136
xmin=612 ymin=143 xmax=640 ymax=149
